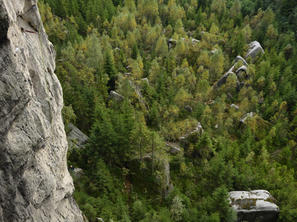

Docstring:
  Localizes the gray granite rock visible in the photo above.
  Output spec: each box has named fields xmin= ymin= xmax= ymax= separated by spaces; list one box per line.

xmin=67 ymin=123 xmax=89 ymax=149
xmin=211 ymin=48 xmax=218 ymax=54
xmin=184 ymin=105 xmax=193 ymax=113
xmin=71 ymin=168 xmax=84 ymax=178
xmin=235 ymin=56 xmax=248 ymax=66
xmin=246 ymin=41 xmax=264 ymax=59
xmin=131 ymin=153 xmax=173 ymax=198
xmin=191 ymin=38 xmax=200 ymax=44
xmin=216 ymin=41 xmax=263 ymax=89
xmin=229 ymin=190 xmax=279 ymax=222
xmin=230 ymin=104 xmax=239 ymax=110
xmin=216 ymin=65 xmax=236 ymax=87
xmin=168 ymin=38 xmax=177 ymax=48
xmin=166 ymin=142 xmax=181 ymax=155
xmin=240 ymin=112 xmax=254 ymax=123
xmin=235 ymin=65 xmax=248 ymax=75
xmin=141 ymin=77 xmax=149 ymax=84
xmin=110 ymin=90 xmax=124 ymax=101
xmin=0 ymin=0 xmax=84 ymax=221
xmin=179 ymin=122 xmax=203 ymax=141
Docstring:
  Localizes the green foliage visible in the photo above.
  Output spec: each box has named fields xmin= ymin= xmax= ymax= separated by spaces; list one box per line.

xmin=62 ymin=105 xmax=76 ymax=132
xmin=132 ymin=200 xmax=147 ymax=221
xmin=39 ymin=0 xmax=297 ymax=221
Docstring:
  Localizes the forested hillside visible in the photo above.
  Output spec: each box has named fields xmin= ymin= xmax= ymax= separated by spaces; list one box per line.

xmin=39 ymin=0 xmax=297 ymax=221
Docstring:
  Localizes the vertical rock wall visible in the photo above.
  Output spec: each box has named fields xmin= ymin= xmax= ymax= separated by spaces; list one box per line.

xmin=0 ymin=0 xmax=84 ymax=221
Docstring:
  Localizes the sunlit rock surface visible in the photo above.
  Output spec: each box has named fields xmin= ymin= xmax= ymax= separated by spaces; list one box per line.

xmin=0 ymin=0 xmax=84 ymax=221
xmin=246 ymin=41 xmax=264 ymax=58
xmin=229 ymin=190 xmax=279 ymax=222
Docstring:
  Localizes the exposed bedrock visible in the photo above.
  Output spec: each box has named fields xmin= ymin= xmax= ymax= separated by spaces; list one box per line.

xmin=0 ymin=0 xmax=84 ymax=221
xmin=229 ymin=190 xmax=279 ymax=222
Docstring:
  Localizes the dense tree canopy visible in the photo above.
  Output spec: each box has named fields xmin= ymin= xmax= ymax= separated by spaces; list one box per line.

xmin=40 ymin=0 xmax=297 ymax=221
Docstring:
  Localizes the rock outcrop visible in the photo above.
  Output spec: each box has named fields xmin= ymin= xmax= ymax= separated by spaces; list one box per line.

xmin=240 ymin=112 xmax=255 ymax=124
xmin=179 ymin=122 xmax=204 ymax=141
xmin=216 ymin=41 xmax=264 ymax=89
xmin=166 ymin=142 xmax=181 ymax=155
xmin=67 ymin=123 xmax=89 ymax=149
xmin=109 ymin=90 xmax=124 ymax=101
xmin=0 ymin=0 xmax=84 ymax=221
xmin=235 ymin=56 xmax=248 ymax=66
xmin=130 ymin=153 xmax=173 ymax=198
xmin=168 ymin=38 xmax=177 ymax=48
xmin=229 ymin=190 xmax=279 ymax=222
xmin=216 ymin=65 xmax=236 ymax=87
xmin=246 ymin=41 xmax=264 ymax=59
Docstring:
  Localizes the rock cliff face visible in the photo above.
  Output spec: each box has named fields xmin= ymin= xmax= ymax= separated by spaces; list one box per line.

xmin=0 ymin=0 xmax=84 ymax=221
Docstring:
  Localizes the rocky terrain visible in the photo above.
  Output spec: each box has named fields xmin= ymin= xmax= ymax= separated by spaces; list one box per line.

xmin=0 ymin=0 xmax=84 ymax=221
xmin=229 ymin=190 xmax=279 ymax=222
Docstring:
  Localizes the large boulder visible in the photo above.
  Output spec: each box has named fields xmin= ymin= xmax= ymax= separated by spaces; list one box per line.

xmin=168 ymin=38 xmax=177 ymax=48
xmin=130 ymin=153 xmax=173 ymax=198
xmin=235 ymin=56 xmax=248 ymax=66
xmin=230 ymin=104 xmax=239 ymax=110
xmin=240 ymin=112 xmax=254 ymax=124
xmin=229 ymin=190 xmax=279 ymax=222
xmin=216 ymin=40 xmax=263 ymax=89
xmin=246 ymin=41 xmax=264 ymax=59
xmin=166 ymin=142 xmax=182 ymax=155
xmin=109 ymin=90 xmax=124 ymax=101
xmin=70 ymin=167 xmax=84 ymax=179
xmin=67 ymin=123 xmax=89 ymax=149
xmin=235 ymin=65 xmax=248 ymax=75
xmin=191 ymin=38 xmax=200 ymax=44
xmin=216 ymin=65 xmax=236 ymax=87
xmin=179 ymin=122 xmax=204 ymax=141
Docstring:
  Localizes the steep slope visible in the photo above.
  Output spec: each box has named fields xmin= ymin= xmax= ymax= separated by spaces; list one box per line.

xmin=0 ymin=0 xmax=84 ymax=221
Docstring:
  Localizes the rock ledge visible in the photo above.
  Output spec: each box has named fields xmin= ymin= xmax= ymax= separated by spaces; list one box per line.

xmin=229 ymin=190 xmax=279 ymax=222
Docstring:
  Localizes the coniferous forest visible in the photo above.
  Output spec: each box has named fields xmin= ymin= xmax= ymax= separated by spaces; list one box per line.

xmin=39 ymin=0 xmax=297 ymax=221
